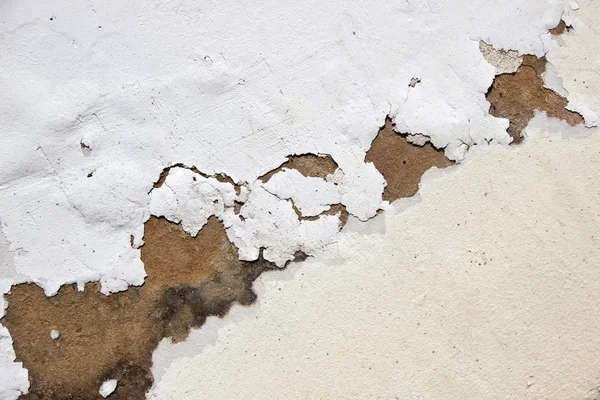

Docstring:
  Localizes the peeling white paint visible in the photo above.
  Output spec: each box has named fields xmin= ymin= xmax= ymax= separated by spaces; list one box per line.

xmin=546 ymin=0 xmax=600 ymax=126
xmin=149 ymin=168 xmax=238 ymax=237
xmin=0 ymin=0 xmax=595 ymax=396
xmin=479 ymin=42 xmax=523 ymax=75
xmin=0 ymin=0 xmax=567 ymax=296
xmin=227 ymin=183 xmax=341 ymax=266
xmin=0 ymin=327 xmax=29 ymax=400
xmin=262 ymin=169 xmax=341 ymax=217
xmin=405 ymin=133 xmax=431 ymax=147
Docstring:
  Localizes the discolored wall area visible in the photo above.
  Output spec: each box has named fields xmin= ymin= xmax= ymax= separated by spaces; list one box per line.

xmin=0 ymin=0 xmax=599 ymax=399
xmin=3 ymin=218 xmax=276 ymax=399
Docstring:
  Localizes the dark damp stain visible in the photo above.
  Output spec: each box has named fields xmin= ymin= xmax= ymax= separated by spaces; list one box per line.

xmin=2 ymin=217 xmax=278 ymax=399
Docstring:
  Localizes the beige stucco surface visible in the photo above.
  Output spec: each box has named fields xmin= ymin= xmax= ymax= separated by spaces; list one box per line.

xmin=150 ymin=123 xmax=600 ymax=399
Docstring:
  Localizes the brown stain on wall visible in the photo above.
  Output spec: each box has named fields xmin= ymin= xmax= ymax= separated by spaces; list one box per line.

xmin=486 ymin=55 xmax=584 ymax=142
xmin=366 ymin=118 xmax=453 ymax=202
xmin=2 ymin=217 xmax=275 ymax=399
xmin=549 ymin=20 xmax=572 ymax=35
xmin=259 ymin=154 xmax=338 ymax=183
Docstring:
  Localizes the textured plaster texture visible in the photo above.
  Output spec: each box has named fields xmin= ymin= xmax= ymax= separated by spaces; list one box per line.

xmin=0 ymin=0 xmax=598 ymax=397
xmin=150 ymin=124 xmax=600 ymax=399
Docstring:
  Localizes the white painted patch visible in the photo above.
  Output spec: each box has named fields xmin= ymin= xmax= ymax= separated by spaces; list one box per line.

xmin=99 ymin=379 xmax=117 ymax=398
xmin=0 ymin=327 xmax=29 ymax=400
xmin=479 ymin=41 xmax=523 ymax=74
xmin=227 ymin=183 xmax=341 ymax=266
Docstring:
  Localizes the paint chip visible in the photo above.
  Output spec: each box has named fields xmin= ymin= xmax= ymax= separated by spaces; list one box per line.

xmin=99 ymin=379 xmax=117 ymax=398
xmin=549 ymin=20 xmax=573 ymax=36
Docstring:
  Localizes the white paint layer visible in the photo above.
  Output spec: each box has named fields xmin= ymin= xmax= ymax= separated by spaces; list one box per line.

xmin=262 ymin=169 xmax=341 ymax=217
xmin=0 ymin=327 xmax=29 ymax=400
xmin=149 ymin=168 xmax=238 ymax=236
xmin=0 ymin=0 xmax=567 ymax=295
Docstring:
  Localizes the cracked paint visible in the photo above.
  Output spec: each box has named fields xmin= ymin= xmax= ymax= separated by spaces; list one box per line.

xmin=0 ymin=0 xmax=599 ymax=398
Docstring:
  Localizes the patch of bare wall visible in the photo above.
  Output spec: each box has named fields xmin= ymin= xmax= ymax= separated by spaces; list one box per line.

xmin=259 ymin=154 xmax=339 ymax=183
xmin=2 ymin=217 xmax=275 ymax=399
xmin=487 ymin=55 xmax=584 ymax=142
xmin=366 ymin=118 xmax=454 ymax=202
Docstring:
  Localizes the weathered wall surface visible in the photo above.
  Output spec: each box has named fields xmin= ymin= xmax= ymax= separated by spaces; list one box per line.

xmin=150 ymin=122 xmax=600 ymax=399
xmin=0 ymin=0 xmax=599 ymax=398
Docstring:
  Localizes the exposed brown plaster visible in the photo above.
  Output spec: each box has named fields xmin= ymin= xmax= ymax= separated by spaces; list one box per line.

xmin=301 ymin=204 xmax=349 ymax=228
xmin=549 ymin=20 xmax=572 ymax=35
xmin=486 ymin=55 xmax=584 ymax=142
xmin=2 ymin=217 xmax=276 ymax=399
xmin=365 ymin=118 xmax=453 ymax=202
xmin=320 ymin=204 xmax=350 ymax=228
xmin=259 ymin=154 xmax=338 ymax=183
xmin=213 ymin=173 xmax=242 ymax=195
